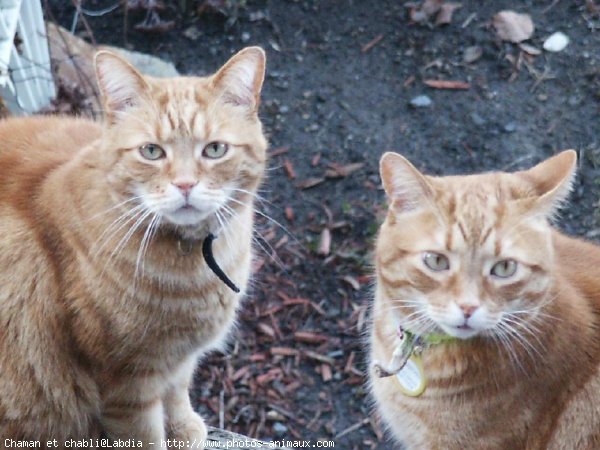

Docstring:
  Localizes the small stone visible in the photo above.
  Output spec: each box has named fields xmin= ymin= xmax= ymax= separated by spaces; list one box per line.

xmin=463 ymin=46 xmax=483 ymax=64
xmin=537 ymin=93 xmax=548 ymax=102
xmin=543 ymin=32 xmax=569 ymax=52
xmin=470 ymin=112 xmax=486 ymax=126
xmin=409 ymin=95 xmax=432 ymax=108
xmin=183 ymin=26 xmax=201 ymax=41
xmin=273 ymin=422 xmax=288 ymax=436
xmin=504 ymin=122 xmax=517 ymax=133
xmin=241 ymin=32 xmax=251 ymax=43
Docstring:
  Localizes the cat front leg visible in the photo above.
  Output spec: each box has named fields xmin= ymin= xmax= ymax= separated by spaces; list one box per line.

xmin=164 ymin=354 xmax=207 ymax=450
xmin=102 ymin=396 xmax=166 ymax=447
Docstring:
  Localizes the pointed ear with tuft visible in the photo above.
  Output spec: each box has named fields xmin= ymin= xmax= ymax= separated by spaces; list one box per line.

xmin=380 ymin=152 xmax=436 ymax=214
xmin=516 ymin=150 xmax=577 ymax=218
xmin=211 ymin=47 xmax=266 ymax=112
xmin=94 ymin=51 xmax=150 ymax=117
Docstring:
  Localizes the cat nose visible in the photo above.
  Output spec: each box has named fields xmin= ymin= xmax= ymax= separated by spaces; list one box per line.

xmin=172 ymin=181 xmax=197 ymax=197
xmin=458 ymin=304 xmax=479 ymax=319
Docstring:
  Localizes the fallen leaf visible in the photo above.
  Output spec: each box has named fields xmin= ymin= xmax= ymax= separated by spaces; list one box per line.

xmin=408 ymin=0 xmax=443 ymax=22
xmin=325 ymin=162 xmax=364 ymax=178
xmin=463 ymin=45 xmax=483 ymax=63
xmin=269 ymin=146 xmax=290 ymax=157
xmin=321 ymin=364 xmax=333 ymax=382
xmin=285 ymin=207 xmax=294 ymax=222
xmin=311 ymin=153 xmax=321 ymax=166
xmin=303 ymin=350 xmax=336 ymax=365
xmin=436 ymin=2 xmax=462 ymax=25
xmin=294 ymin=331 xmax=329 ymax=344
xmin=271 ymin=347 xmax=300 ymax=357
xmin=257 ymin=322 xmax=276 ymax=338
xmin=283 ymin=159 xmax=296 ymax=179
xmin=519 ymin=43 xmax=541 ymax=55
xmin=424 ymin=79 xmax=470 ymax=90
xmin=296 ymin=177 xmax=325 ymax=189
xmin=493 ymin=10 xmax=534 ymax=43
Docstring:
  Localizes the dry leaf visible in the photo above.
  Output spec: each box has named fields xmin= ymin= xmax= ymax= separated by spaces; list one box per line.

xmin=284 ymin=207 xmax=294 ymax=222
xmin=518 ymin=43 xmax=541 ymax=56
xmin=269 ymin=146 xmax=290 ymax=157
xmin=257 ymin=322 xmax=276 ymax=338
xmin=283 ymin=159 xmax=296 ymax=179
xmin=436 ymin=2 xmax=462 ymax=25
xmin=294 ymin=331 xmax=329 ymax=344
xmin=325 ymin=162 xmax=364 ymax=178
xmin=493 ymin=10 xmax=534 ymax=43
xmin=409 ymin=0 xmax=442 ymax=22
xmin=296 ymin=177 xmax=325 ymax=189
xmin=424 ymin=79 xmax=470 ymax=90
xmin=463 ymin=45 xmax=483 ymax=63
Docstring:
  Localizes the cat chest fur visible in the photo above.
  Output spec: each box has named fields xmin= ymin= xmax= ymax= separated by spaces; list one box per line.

xmin=66 ymin=236 xmax=251 ymax=375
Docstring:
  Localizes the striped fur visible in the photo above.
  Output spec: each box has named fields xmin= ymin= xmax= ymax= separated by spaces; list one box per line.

xmin=369 ymin=151 xmax=600 ymax=449
xmin=0 ymin=48 xmax=267 ymax=447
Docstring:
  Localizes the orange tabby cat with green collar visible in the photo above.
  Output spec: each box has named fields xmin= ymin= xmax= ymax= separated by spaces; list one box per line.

xmin=369 ymin=150 xmax=600 ymax=449
xmin=0 ymin=47 xmax=266 ymax=446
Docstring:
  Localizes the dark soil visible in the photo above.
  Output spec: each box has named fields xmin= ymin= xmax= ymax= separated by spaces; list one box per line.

xmin=46 ymin=1 xmax=600 ymax=448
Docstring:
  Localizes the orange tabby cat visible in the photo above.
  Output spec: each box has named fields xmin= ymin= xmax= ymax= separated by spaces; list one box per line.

xmin=369 ymin=150 xmax=600 ymax=449
xmin=0 ymin=47 xmax=267 ymax=447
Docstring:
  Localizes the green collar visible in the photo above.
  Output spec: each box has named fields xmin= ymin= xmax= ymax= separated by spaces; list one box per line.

xmin=403 ymin=329 xmax=459 ymax=346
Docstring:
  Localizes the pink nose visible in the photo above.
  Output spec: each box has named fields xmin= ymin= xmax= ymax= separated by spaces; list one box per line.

xmin=172 ymin=181 xmax=197 ymax=197
xmin=459 ymin=304 xmax=478 ymax=319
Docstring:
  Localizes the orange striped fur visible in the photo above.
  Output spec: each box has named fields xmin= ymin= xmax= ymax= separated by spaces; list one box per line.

xmin=369 ymin=151 xmax=600 ymax=449
xmin=0 ymin=47 xmax=267 ymax=447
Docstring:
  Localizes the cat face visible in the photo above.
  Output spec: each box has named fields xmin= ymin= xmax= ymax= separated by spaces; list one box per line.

xmin=377 ymin=151 xmax=576 ymax=339
xmin=94 ymin=48 xmax=267 ymax=234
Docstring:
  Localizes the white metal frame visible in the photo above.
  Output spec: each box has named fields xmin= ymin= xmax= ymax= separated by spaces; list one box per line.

xmin=0 ymin=0 xmax=55 ymax=114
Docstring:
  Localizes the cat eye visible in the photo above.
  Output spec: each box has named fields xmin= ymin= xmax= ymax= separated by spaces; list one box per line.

xmin=139 ymin=143 xmax=166 ymax=160
xmin=490 ymin=259 xmax=518 ymax=278
xmin=203 ymin=142 xmax=229 ymax=159
xmin=423 ymin=252 xmax=450 ymax=272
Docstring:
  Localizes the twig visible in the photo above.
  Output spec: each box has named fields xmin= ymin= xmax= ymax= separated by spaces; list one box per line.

xmin=71 ymin=0 xmax=98 ymax=46
xmin=42 ymin=2 xmax=102 ymax=115
xmin=361 ymin=34 xmax=384 ymax=53
xmin=334 ymin=418 xmax=370 ymax=440
xmin=542 ymin=0 xmax=560 ymax=14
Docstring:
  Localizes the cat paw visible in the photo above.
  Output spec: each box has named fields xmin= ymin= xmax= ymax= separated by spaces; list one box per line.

xmin=169 ymin=412 xmax=207 ymax=449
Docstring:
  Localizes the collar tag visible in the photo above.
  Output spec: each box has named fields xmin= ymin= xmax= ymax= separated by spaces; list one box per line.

xmin=395 ymin=354 xmax=427 ymax=397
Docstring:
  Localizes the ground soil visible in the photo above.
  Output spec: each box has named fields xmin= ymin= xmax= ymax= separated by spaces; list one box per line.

xmin=46 ymin=1 xmax=600 ymax=448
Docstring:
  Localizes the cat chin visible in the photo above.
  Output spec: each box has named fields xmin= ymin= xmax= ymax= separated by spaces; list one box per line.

xmin=438 ymin=324 xmax=482 ymax=340
xmin=160 ymin=214 xmax=219 ymax=241
xmin=164 ymin=208 xmax=213 ymax=227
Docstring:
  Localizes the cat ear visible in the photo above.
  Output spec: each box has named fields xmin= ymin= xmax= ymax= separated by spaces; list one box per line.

xmin=517 ymin=150 xmax=577 ymax=217
xmin=212 ymin=47 xmax=266 ymax=111
xmin=380 ymin=152 xmax=435 ymax=213
xmin=94 ymin=51 xmax=150 ymax=116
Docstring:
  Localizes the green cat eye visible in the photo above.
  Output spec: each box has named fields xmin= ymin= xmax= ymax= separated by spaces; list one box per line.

xmin=139 ymin=143 xmax=166 ymax=160
xmin=423 ymin=252 xmax=450 ymax=272
xmin=203 ymin=142 xmax=229 ymax=159
xmin=491 ymin=259 xmax=518 ymax=278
